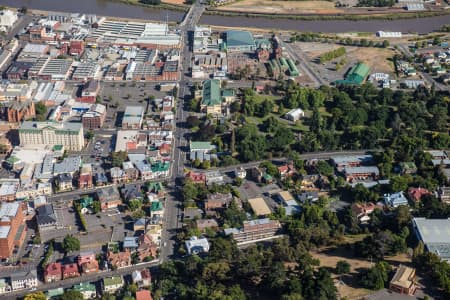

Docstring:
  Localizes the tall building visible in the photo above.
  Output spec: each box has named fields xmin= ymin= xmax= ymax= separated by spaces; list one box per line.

xmin=0 ymin=202 xmax=26 ymax=258
xmin=19 ymin=121 xmax=84 ymax=151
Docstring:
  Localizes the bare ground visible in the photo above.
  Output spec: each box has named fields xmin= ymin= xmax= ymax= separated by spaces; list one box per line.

xmin=217 ymin=0 xmax=343 ymax=14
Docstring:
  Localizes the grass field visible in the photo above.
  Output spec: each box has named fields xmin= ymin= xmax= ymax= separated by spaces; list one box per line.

xmin=217 ymin=0 xmax=343 ymax=14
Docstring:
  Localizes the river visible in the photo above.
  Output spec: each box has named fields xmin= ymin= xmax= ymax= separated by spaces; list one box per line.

xmin=0 ymin=0 xmax=448 ymax=33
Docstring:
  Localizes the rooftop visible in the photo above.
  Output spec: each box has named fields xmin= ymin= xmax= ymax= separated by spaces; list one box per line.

xmin=248 ymin=197 xmax=272 ymax=216
xmin=414 ymin=218 xmax=450 ymax=259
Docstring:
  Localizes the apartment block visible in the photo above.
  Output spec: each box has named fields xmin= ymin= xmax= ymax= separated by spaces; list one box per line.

xmin=0 ymin=202 xmax=26 ymax=258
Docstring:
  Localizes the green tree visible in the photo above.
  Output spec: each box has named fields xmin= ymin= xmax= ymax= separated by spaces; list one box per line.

xmin=62 ymin=235 xmax=80 ymax=253
xmin=360 ymin=261 xmax=392 ymax=290
xmin=128 ymin=199 xmax=142 ymax=212
xmin=92 ymin=200 xmax=101 ymax=214
xmin=35 ymin=102 xmax=47 ymax=121
xmin=24 ymin=292 xmax=46 ymax=300
xmin=186 ymin=115 xmax=200 ymax=128
xmin=111 ymin=151 xmax=128 ymax=167
xmin=61 ymin=290 xmax=84 ymax=300
xmin=335 ymin=260 xmax=351 ymax=274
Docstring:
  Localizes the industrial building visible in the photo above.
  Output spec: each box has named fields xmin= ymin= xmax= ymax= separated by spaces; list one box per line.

xmin=334 ymin=62 xmax=370 ymax=85
xmin=0 ymin=202 xmax=26 ymax=259
xmin=122 ymin=106 xmax=144 ymax=129
xmin=413 ymin=218 xmax=450 ymax=261
xmin=72 ymin=62 xmax=101 ymax=81
xmin=19 ymin=121 xmax=84 ymax=151
xmin=225 ymin=30 xmax=256 ymax=53
xmin=37 ymin=58 xmax=73 ymax=81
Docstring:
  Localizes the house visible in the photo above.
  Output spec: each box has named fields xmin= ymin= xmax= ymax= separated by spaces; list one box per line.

xmin=132 ymin=269 xmax=152 ymax=288
xmin=250 ymin=167 xmax=273 ymax=184
xmin=190 ymin=141 xmax=216 ymax=162
xmin=134 ymin=218 xmax=147 ymax=232
xmin=77 ymin=251 xmax=99 ymax=274
xmin=123 ymin=237 xmax=139 ymax=252
xmin=351 ymin=202 xmax=381 ymax=223
xmin=137 ymin=234 xmax=158 ymax=261
xmin=72 ymin=282 xmax=97 ymax=299
xmin=196 ymin=218 xmax=219 ymax=231
xmin=79 ymin=79 xmax=100 ymax=103
xmin=78 ymin=164 xmax=93 ymax=189
xmin=204 ymin=193 xmax=233 ymax=211
xmin=284 ymin=108 xmax=305 ymax=122
xmin=300 ymin=174 xmax=320 ymax=191
xmin=278 ymin=163 xmax=296 ymax=179
xmin=110 ymin=167 xmax=127 ymax=184
xmin=234 ymin=167 xmax=246 ymax=179
xmin=277 ymin=192 xmax=301 ymax=216
xmin=384 ymin=192 xmax=409 ymax=208
xmin=224 ymin=218 xmax=281 ymax=243
xmin=96 ymin=186 xmax=122 ymax=211
xmin=399 ymin=162 xmax=417 ymax=175
xmin=107 ymin=250 xmax=131 ymax=269
xmin=389 ymin=265 xmax=416 ymax=295
xmin=331 ymin=155 xmax=373 ymax=170
xmin=94 ymin=172 xmax=108 ymax=186
xmin=147 ymin=182 xmax=165 ymax=198
xmin=56 ymin=173 xmax=73 ymax=191
xmin=185 ymin=236 xmax=210 ymax=255
xmin=136 ymin=290 xmax=153 ymax=300
xmin=437 ymin=186 xmax=450 ymax=204
xmin=407 ymin=187 xmax=431 ymax=203
xmin=62 ymin=263 xmax=80 ymax=279
xmin=10 ymin=269 xmax=38 ymax=291
xmin=186 ymin=171 xmax=206 ymax=184
xmin=44 ymin=262 xmax=62 ymax=283
xmin=277 ymin=191 xmax=294 ymax=205
xmin=121 ymin=184 xmax=143 ymax=203
xmin=248 ymin=197 xmax=272 ymax=216
xmin=183 ymin=207 xmax=203 ymax=220
xmin=297 ymin=191 xmax=319 ymax=203
xmin=103 ymin=276 xmax=124 ymax=293
xmin=205 ymin=171 xmax=224 ymax=186
xmin=123 ymin=161 xmax=139 ymax=181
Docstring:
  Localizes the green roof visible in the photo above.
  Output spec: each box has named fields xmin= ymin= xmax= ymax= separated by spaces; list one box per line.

xmin=335 ymin=62 xmax=370 ymax=85
xmin=6 ymin=156 xmax=20 ymax=164
xmin=226 ymin=30 xmax=256 ymax=48
xmin=47 ymin=288 xmax=64 ymax=298
xmin=151 ymin=201 xmax=163 ymax=212
xmin=151 ymin=161 xmax=170 ymax=172
xmin=190 ymin=141 xmax=215 ymax=151
xmin=53 ymin=145 xmax=63 ymax=151
xmin=78 ymin=196 xmax=93 ymax=208
xmin=103 ymin=276 xmax=123 ymax=287
xmin=147 ymin=182 xmax=164 ymax=192
xmin=73 ymin=282 xmax=96 ymax=292
xmin=202 ymin=79 xmax=222 ymax=106
xmin=221 ymin=89 xmax=235 ymax=97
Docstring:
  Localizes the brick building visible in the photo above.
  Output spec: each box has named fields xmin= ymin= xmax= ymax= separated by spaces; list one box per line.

xmin=81 ymin=104 xmax=106 ymax=130
xmin=5 ymin=100 xmax=35 ymax=123
xmin=78 ymin=79 xmax=100 ymax=104
xmin=0 ymin=202 xmax=26 ymax=258
xmin=225 ymin=218 xmax=281 ymax=243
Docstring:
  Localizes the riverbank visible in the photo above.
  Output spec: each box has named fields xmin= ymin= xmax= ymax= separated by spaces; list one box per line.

xmin=111 ymin=0 xmax=189 ymax=12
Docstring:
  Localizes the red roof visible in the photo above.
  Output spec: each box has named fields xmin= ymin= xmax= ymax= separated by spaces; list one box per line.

xmin=45 ymin=262 xmax=62 ymax=277
xmin=408 ymin=187 xmax=431 ymax=202
xmin=136 ymin=290 xmax=153 ymax=300
xmin=62 ymin=263 xmax=80 ymax=277
xmin=187 ymin=171 xmax=205 ymax=183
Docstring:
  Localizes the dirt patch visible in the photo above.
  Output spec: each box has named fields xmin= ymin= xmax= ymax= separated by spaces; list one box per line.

xmin=217 ymin=0 xmax=343 ymax=14
xmin=346 ymin=46 xmax=397 ymax=74
xmin=162 ymin=0 xmax=186 ymax=4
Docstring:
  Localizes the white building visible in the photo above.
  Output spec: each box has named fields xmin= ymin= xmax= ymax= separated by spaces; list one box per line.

xmin=185 ymin=236 xmax=210 ymax=255
xmin=285 ymin=108 xmax=305 ymax=122
xmin=10 ymin=270 xmax=38 ymax=291
xmin=19 ymin=121 xmax=84 ymax=151
xmin=376 ymin=31 xmax=402 ymax=38
xmin=0 ymin=10 xmax=18 ymax=31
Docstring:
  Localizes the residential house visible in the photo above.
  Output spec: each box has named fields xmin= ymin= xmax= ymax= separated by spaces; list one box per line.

xmin=107 ymin=250 xmax=131 ymax=269
xmin=96 ymin=186 xmax=122 ymax=211
xmin=62 ymin=263 xmax=80 ymax=279
xmin=134 ymin=218 xmax=147 ymax=232
xmin=44 ymin=262 xmax=62 ymax=283
xmin=384 ymin=192 xmax=409 ymax=208
xmin=56 ymin=173 xmax=73 ymax=191
xmin=10 ymin=270 xmax=38 ymax=291
xmin=204 ymin=193 xmax=232 ymax=211
xmin=77 ymin=251 xmax=99 ymax=274
xmin=186 ymin=171 xmax=206 ymax=184
xmin=437 ymin=186 xmax=450 ymax=204
xmin=103 ymin=276 xmax=124 ymax=294
xmin=331 ymin=155 xmax=373 ymax=171
xmin=72 ymin=282 xmax=97 ymax=299
xmin=151 ymin=201 xmax=164 ymax=219
xmin=110 ymin=167 xmax=127 ymax=184
xmin=297 ymin=191 xmax=319 ymax=203
xmin=147 ymin=182 xmax=165 ymax=198
xmin=399 ymin=162 xmax=417 ymax=175
xmin=299 ymin=174 xmax=320 ymax=191
xmin=196 ymin=219 xmax=219 ymax=232
xmin=132 ymin=269 xmax=152 ymax=288
xmin=185 ymin=236 xmax=210 ymax=255
xmin=344 ymin=166 xmax=380 ymax=182
xmin=122 ymin=184 xmax=143 ymax=203
xmin=389 ymin=265 xmax=417 ymax=295
xmin=123 ymin=237 xmax=139 ymax=252
xmin=94 ymin=172 xmax=108 ymax=186
xmin=351 ymin=202 xmax=381 ymax=223
xmin=136 ymin=290 xmax=153 ymax=300
xmin=284 ymin=108 xmax=305 ymax=122
xmin=234 ymin=167 xmax=246 ymax=179
xmin=137 ymin=234 xmax=158 ymax=261
xmin=277 ymin=163 xmax=296 ymax=179
xmin=78 ymin=164 xmax=93 ymax=189
xmin=407 ymin=187 xmax=431 ymax=203
xmin=122 ymin=161 xmax=139 ymax=181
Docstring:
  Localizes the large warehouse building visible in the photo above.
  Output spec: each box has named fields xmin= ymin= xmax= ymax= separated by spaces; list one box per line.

xmin=225 ymin=30 xmax=256 ymax=53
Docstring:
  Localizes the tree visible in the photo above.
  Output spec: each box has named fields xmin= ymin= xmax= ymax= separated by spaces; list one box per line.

xmin=316 ymin=160 xmax=334 ymax=177
xmin=111 ymin=151 xmax=128 ymax=167
xmin=360 ymin=261 xmax=392 ymax=290
xmin=186 ymin=115 xmax=200 ymax=128
xmin=61 ymin=290 xmax=84 ymax=300
xmin=92 ymin=200 xmax=101 ymax=214
xmin=62 ymin=235 xmax=80 ymax=253
xmin=335 ymin=260 xmax=351 ymax=275
xmin=35 ymin=102 xmax=47 ymax=121
xmin=24 ymin=292 xmax=46 ymax=300
xmin=85 ymin=131 xmax=94 ymax=140
xmin=128 ymin=199 xmax=142 ymax=212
